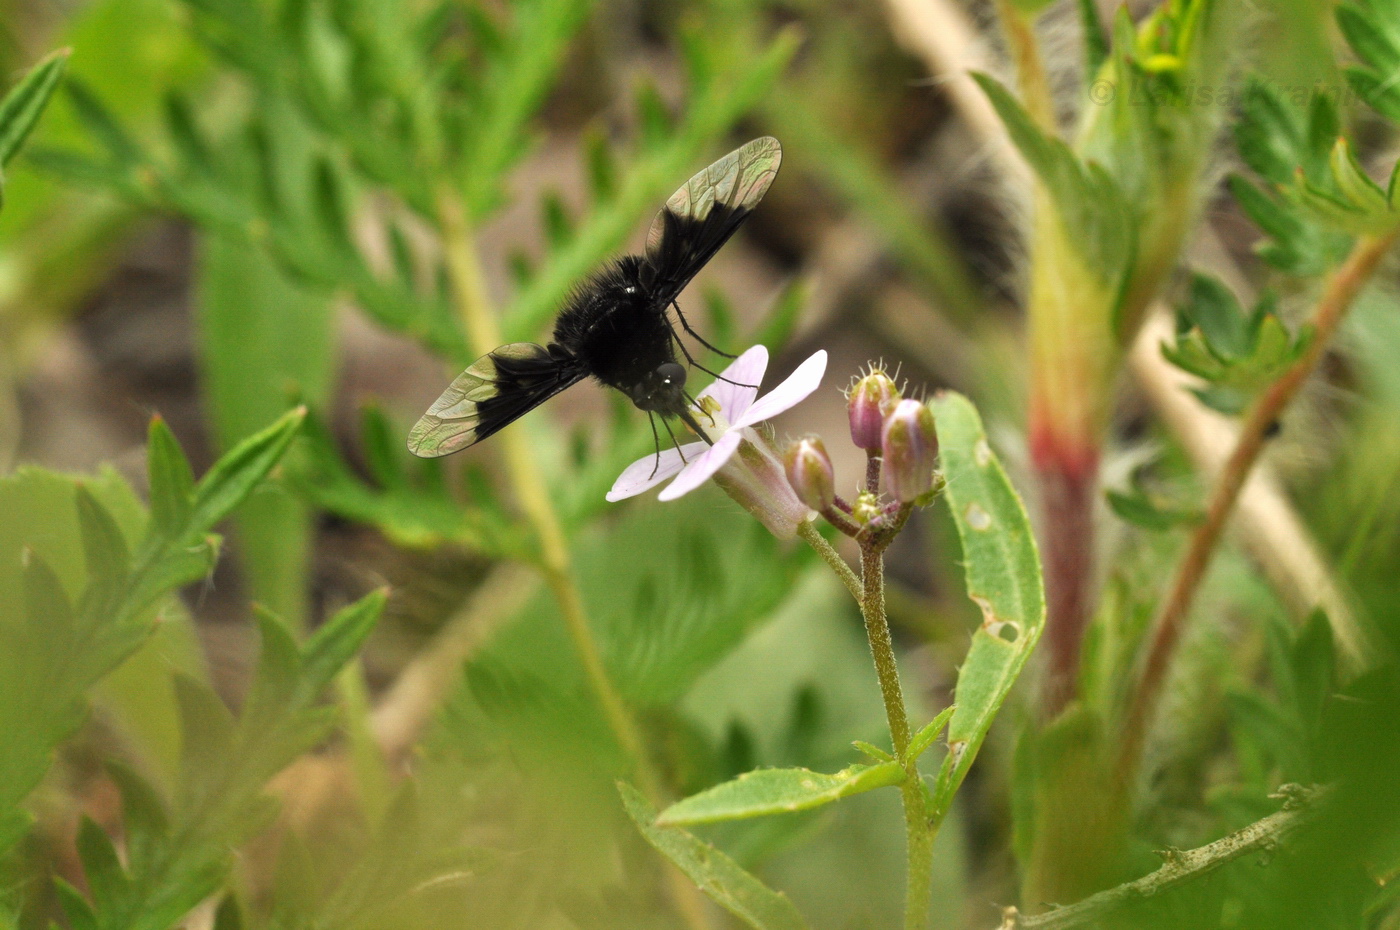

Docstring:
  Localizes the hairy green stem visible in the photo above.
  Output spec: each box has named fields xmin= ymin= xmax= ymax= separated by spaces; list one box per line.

xmin=436 ymin=188 xmax=711 ymax=930
xmin=799 ymin=521 xmax=862 ymax=600
xmin=860 ymin=542 xmax=932 ymax=929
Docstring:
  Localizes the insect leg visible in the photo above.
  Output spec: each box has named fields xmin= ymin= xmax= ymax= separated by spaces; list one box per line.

xmin=670 ymin=317 xmax=757 ymax=389
xmin=647 ymin=411 xmax=663 ymax=478
xmin=671 ymin=299 xmax=738 ymax=358
xmin=661 ymin=413 xmax=701 ymax=454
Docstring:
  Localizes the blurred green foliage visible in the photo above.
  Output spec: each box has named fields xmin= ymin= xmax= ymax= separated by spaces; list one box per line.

xmin=2 ymin=0 xmax=1400 ymax=929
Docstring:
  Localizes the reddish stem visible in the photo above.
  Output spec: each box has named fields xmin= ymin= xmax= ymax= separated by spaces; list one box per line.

xmin=1032 ymin=431 xmax=1101 ymax=715
xmin=1118 ymin=231 xmax=1398 ymax=779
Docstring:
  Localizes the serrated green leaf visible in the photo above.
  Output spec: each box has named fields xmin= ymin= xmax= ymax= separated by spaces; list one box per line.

xmin=189 ymin=406 xmax=306 ymax=533
xmin=75 ymin=485 xmax=130 ymax=584
xmin=620 ymin=783 xmax=809 ymax=930
xmin=147 ymin=417 xmax=196 ymax=538
xmin=657 ymin=762 xmax=904 ymax=827
xmin=300 ymin=588 xmax=385 ymax=692
xmin=908 ymin=705 xmax=956 ymax=760
xmin=928 ymin=393 xmax=1045 ymax=821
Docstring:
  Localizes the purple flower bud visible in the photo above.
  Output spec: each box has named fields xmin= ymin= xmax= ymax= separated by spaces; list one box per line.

xmin=784 ymin=435 xmax=836 ymax=512
xmin=882 ymin=399 xmax=938 ymax=503
xmin=848 ymin=369 xmax=900 ymax=451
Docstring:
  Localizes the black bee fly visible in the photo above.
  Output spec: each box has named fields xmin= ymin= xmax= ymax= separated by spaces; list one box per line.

xmin=406 ymin=136 xmax=782 ymax=459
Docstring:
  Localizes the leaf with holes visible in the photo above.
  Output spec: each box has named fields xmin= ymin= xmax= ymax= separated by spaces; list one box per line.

xmin=656 ymin=761 xmax=904 ymax=826
xmin=927 ymin=392 xmax=1045 ymax=823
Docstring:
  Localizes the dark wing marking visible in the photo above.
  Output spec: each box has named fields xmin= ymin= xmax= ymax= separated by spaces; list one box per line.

xmin=642 ymin=136 xmax=782 ymax=304
xmin=407 ymin=343 xmax=586 ymax=457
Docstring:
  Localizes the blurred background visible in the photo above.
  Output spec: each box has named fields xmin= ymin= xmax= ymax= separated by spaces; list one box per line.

xmin=2 ymin=0 xmax=1399 ymax=927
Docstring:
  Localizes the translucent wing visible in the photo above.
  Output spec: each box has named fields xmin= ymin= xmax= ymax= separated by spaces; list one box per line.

xmin=407 ymin=343 xmax=586 ymax=457
xmin=642 ymin=136 xmax=782 ymax=303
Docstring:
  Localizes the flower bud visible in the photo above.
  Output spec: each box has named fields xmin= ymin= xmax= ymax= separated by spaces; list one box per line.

xmin=784 ymin=435 xmax=836 ymax=512
xmin=881 ymin=399 xmax=938 ymax=503
xmin=848 ymin=369 xmax=900 ymax=451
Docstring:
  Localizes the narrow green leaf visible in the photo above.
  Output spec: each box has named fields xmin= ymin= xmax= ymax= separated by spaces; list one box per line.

xmin=908 ymin=705 xmax=956 ymax=760
xmin=105 ymin=761 xmax=169 ymax=871
xmin=1180 ymin=272 xmax=1249 ymax=358
xmin=244 ymin=606 xmax=303 ymax=721
xmin=213 ymin=894 xmax=245 ymax=930
xmin=619 ymin=783 xmax=809 ymax=930
xmin=1077 ymin=0 xmax=1109 ymax=77
xmin=147 ymin=416 xmax=196 ymax=538
xmin=360 ymin=404 xmax=405 ymax=488
xmin=75 ymin=817 xmax=128 ymax=909
xmin=22 ymin=547 xmax=74 ymax=629
xmin=189 ymin=406 xmax=306 ymax=534
xmin=852 ymin=740 xmax=893 ymax=763
xmin=54 ymin=877 xmax=99 ymax=930
xmin=928 ymin=393 xmax=1045 ymax=821
xmin=65 ymin=79 xmax=140 ymax=166
xmin=174 ymin=674 xmax=237 ymax=784
xmin=75 ymin=485 xmax=130 ymax=584
xmin=0 ymin=48 xmax=69 ymax=169
xmin=1330 ymin=137 xmax=1392 ymax=220
xmin=300 ymin=588 xmax=385 ymax=692
xmin=657 ymin=762 xmax=904 ymax=827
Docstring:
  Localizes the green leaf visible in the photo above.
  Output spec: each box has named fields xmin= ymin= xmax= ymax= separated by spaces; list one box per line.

xmin=75 ymin=817 xmax=129 ymax=909
xmin=54 ymin=877 xmax=99 ymax=930
xmin=972 ymin=72 xmax=1132 ymax=286
xmin=75 ymin=485 xmax=130 ymax=584
xmin=22 ymin=547 xmax=74 ymax=631
xmin=147 ymin=416 xmax=196 ymax=538
xmin=0 ymin=48 xmax=70 ymax=196
xmin=300 ymin=588 xmax=385 ymax=692
xmin=619 ymin=783 xmax=809 ymax=930
xmin=1106 ymin=486 xmax=1201 ymax=531
xmin=656 ymin=761 xmax=904 ymax=827
xmin=928 ymin=393 xmax=1045 ymax=821
xmin=174 ymin=673 xmax=237 ymax=786
xmin=189 ymin=405 xmax=306 ymax=534
xmin=908 ymin=705 xmax=956 ymax=760
xmin=1078 ymin=0 xmax=1109 ymax=76
xmin=105 ymin=761 xmax=170 ymax=870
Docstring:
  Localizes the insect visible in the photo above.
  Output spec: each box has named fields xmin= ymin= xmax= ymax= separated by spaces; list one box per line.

xmin=406 ymin=136 xmax=783 ymax=459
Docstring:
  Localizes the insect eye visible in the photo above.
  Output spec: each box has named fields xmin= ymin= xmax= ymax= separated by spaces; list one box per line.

xmin=657 ymin=362 xmax=686 ymax=387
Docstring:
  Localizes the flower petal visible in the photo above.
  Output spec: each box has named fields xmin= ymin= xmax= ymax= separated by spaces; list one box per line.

xmin=733 ymin=350 xmax=828 ymax=429
xmin=657 ymin=431 xmax=743 ymax=501
xmin=606 ymin=443 xmax=706 ymax=501
xmin=696 ymin=345 xmax=767 ymax=421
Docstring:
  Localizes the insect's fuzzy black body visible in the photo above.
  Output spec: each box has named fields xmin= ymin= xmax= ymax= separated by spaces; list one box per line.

xmin=407 ymin=137 xmax=782 ymax=459
xmin=550 ymin=255 xmax=678 ymax=403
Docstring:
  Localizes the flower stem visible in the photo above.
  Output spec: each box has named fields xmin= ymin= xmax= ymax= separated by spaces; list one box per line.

xmin=799 ymin=520 xmax=862 ymax=600
xmin=859 ymin=541 xmax=932 ymax=929
xmin=436 ymin=188 xmax=711 ymax=930
xmin=1119 ymin=231 xmax=1399 ymax=779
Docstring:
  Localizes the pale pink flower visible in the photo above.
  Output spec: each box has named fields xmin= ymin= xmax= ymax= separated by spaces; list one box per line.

xmin=607 ymin=346 xmax=828 ymax=536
